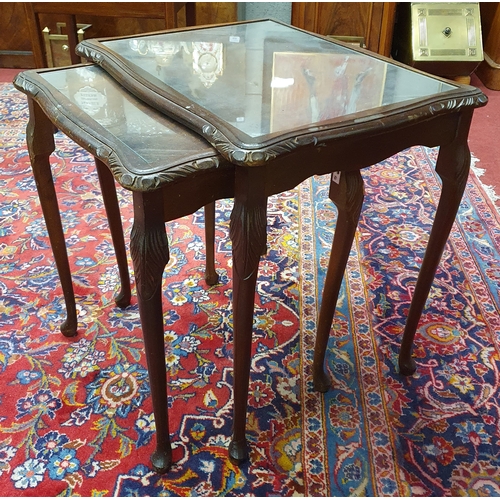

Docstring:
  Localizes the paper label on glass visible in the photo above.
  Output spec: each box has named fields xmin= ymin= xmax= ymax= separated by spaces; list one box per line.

xmin=74 ymin=86 xmax=107 ymax=116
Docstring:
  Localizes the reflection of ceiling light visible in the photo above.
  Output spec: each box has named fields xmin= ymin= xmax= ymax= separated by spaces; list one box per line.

xmin=271 ymin=77 xmax=295 ymax=88
xmin=75 ymin=67 xmax=98 ymax=82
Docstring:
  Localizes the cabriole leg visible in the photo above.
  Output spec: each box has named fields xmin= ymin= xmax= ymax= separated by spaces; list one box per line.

xmin=26 ymin=98 xmax=77 ymax=337
xmin=313 ymin=170 xmax=364 ymax=392
xmin=399 ymin=112 xmax=473 ymax=376
xmin=204 ymin=201 xmax=219 ymax=286
xmin=130 ymin=190 xmax=172 ymax=473
xmin=95 ymin=157 xmax=131 ymax=308
xmin=228 ymin=166 xmax=267 ymax=464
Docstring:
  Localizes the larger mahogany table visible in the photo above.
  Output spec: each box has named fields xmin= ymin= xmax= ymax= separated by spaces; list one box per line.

xmin=76 ymin=18 xmax=487 ymax=466
xmin=16 ymin=18 xmax=487 ymax=474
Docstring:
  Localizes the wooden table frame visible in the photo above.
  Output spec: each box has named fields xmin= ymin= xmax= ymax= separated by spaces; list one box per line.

xmin=15 ymin=54 xmax=486 ymax=474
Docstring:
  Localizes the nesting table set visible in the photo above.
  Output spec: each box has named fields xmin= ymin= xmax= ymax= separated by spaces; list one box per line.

xmin=14 ymin=19 xmax=487 ymax=473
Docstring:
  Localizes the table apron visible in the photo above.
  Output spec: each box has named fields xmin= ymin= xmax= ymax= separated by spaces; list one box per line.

xmin=262 ymin=112 xmax=461 ymax=198
xmin=161 ymin=167 xmax=235 ymax=222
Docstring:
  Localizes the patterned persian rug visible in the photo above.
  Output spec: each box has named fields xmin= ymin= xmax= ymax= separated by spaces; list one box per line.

xmin=1 ymin=82 xmax=500 ymax=496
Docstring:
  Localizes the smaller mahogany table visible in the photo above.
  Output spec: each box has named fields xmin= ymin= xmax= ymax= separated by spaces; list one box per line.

xmin=14 ymin=63 xmax=234 ymax=472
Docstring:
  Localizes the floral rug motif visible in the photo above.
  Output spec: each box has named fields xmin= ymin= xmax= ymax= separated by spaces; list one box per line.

xmin=1 ymin=82 xmax=500 ymax=496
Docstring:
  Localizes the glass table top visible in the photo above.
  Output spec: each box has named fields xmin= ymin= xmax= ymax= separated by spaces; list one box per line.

xmin=39 ymin=65 xmax=218 ymax=175
xmin=98 ymin=19 xmax=457 ymax=140
xmin=76 ymin=19 xmax=487 ymax=166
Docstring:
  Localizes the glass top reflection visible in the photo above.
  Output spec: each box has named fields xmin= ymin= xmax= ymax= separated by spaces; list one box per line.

xmin=102 ymin=20 xmax=457 ymax=139
xmin=40 ymin=65 xmax=216 ymax=174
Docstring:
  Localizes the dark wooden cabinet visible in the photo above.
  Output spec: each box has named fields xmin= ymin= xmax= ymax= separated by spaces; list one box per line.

xmin=292 ymin=2 xmax=397 ymax=56
xmin=0 ymin=2 xmax=237 ymax=69
xmin=0 ymin=3 xmax=36 ymax=68
xmin=476 ymin=2 xmax=500 ymax=89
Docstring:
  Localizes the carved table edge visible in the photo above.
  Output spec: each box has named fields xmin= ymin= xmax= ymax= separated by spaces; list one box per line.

xmin=13 ymin=71 xmax=229 ymax=192
xmin=76 ymin=41 xmax=488 ymax=168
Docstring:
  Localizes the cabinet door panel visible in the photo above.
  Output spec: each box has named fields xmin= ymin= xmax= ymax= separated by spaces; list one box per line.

xmin=0 ymin=3 xmax=237 ymax=69
xmin=0 ymin=3 xmax=35 ymax=68
xmin=317 ymin=2 xmax=372 ymax=38
xmin=292 ymin=2 xmax=395 ymax=56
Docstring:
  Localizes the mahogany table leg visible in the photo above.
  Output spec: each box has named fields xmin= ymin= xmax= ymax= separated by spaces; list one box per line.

xmin=399 ymin=111 xmax=474 ymax=375
xmin=228 ymin=166 xmax=267 ymax=464
xmin=26 ymin=98 xmax=77 ymax=337
xmin=204 ymin=201 xmax=219 ymax=286
xmin=130 ymin=190 xmax=172 ymax=473
xmin=94 ymin=157 xmax=131 ymax=308
xmin=313 ymin=171 xmax=364 ymax=392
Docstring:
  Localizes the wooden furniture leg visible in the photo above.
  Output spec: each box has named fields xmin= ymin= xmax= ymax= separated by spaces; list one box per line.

xmin=63 ymin=14 xmax=81 ymax=64
xmin=94 ymin=157 xmax=131 ymax=308
xmin=399 ymin=111 xmax=474 ymax=375
xmin=97 ymin=156 xmax=216 ymax=303
xmin=312 ymin=171 xmax=365 ymax=392
xmin=26 ymin=98 xmax=78 ymax=337
xmin=228 ymin=166 xmax=268 ymax=464
xmin=130 ymin=189 xmax=172 ymax=473
xmin=185 ymin=2 xmax=197 ymax=26
xmin=204 ymin=201 xmax=219 ymax=286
